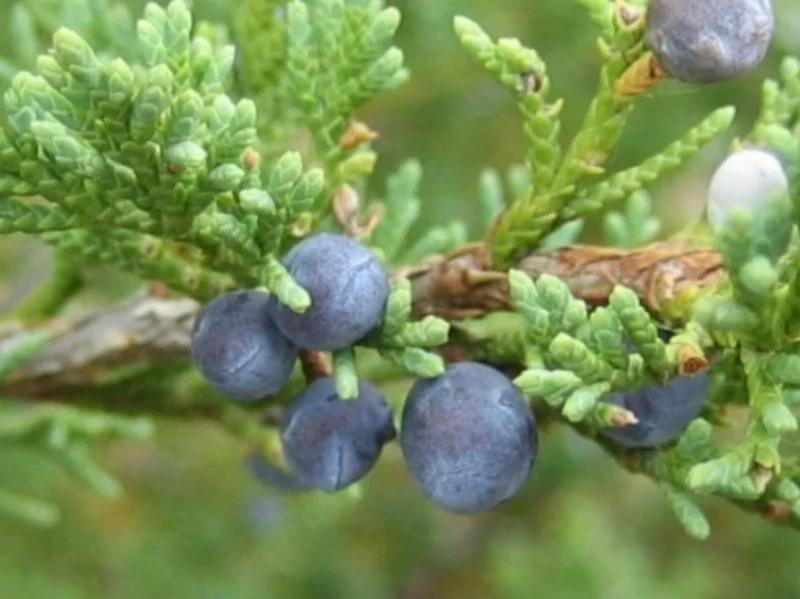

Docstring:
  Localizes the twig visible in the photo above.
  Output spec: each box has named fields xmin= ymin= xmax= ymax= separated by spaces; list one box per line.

xmin=0 ymin=293 xmax=198 ymax=398
xmin=298 ymin=349 xmax=332 ymax=382
xmin=407 ymin=237 xmax=724 ymax=320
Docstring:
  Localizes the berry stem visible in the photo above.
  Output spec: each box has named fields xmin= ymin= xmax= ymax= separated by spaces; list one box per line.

xmin=333 ymin=347 xmax=359 ymax=399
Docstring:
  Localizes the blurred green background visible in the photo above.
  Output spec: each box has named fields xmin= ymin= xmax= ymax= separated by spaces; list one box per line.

xmin=1 ymin=0 xmax=800 ymax=597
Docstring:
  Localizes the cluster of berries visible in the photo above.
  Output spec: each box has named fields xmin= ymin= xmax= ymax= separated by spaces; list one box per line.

xmin=189 ymin=232 xmax=716 ymax=512
xmin=189 ymin=232 xmax=537 ymax=511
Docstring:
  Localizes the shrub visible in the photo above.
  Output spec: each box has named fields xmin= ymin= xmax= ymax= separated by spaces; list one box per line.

xmin=0 ymin=0 xmax=797 ymax=540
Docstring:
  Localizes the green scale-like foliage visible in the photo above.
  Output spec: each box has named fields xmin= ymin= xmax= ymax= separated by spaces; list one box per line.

xmin=454 ymin=6 xmax=735 ymax=269
xmin=1 ymin=0 xmax=800 ymax=539
xmin=0 ymin=0 xmax=409 ymax=307
xmin=0 ymin=1 xmax=287 ymax=298
xmin=444 ymin=0 xmax=800 ymax=537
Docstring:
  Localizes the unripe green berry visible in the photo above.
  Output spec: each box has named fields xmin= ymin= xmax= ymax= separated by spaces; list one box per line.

xmin=645 ymin=0 xmax=774 ymax=84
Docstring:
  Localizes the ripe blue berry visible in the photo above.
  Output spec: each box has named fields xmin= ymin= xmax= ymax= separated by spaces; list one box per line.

xmin=400 ymin=362 xmax=537 ymax=513
xmin=600 ymin=371 xmax=709 ymax=448
xmin=268 ymin=233 xmax=390 ymax=351
xmin=280 ymin=377 xmax=396 ymax=492
xmin=645 ymin=0 xmax=774 ymax=84
xmin=191 ymin=290 xmax=297 ymax=400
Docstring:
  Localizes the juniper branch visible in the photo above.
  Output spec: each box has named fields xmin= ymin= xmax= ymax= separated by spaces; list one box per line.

xmin=0 ymin=238 xmax=723 ymax=403
xmin=3 ymin=239 xmax=797 ymax=534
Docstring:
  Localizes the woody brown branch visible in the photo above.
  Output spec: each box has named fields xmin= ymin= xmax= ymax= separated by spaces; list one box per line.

xmin=407 ymin=236 xmax=724 ymax=319
xmin=0 ymin=238 xmax=725 ymax=400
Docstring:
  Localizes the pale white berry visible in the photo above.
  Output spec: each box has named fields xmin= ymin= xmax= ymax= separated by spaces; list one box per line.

xmin=706 ymin=149 xmax=788 ymax=231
